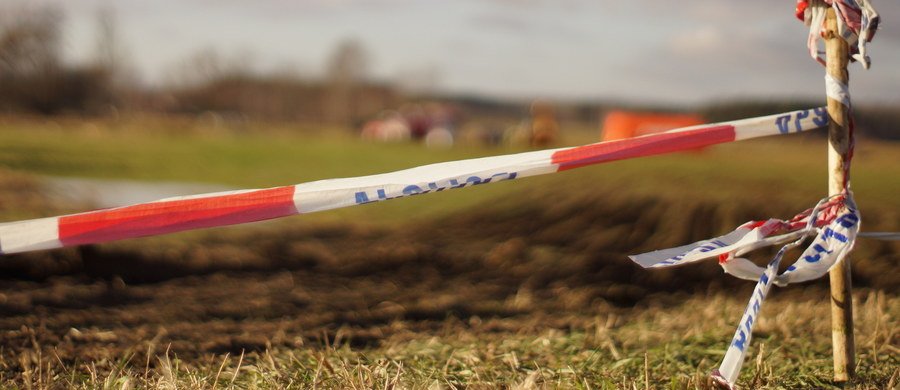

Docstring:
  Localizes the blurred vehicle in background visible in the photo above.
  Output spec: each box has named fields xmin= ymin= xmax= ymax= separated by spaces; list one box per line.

xmin=600 ymin=110 xmax=705 ymax=141
xmin=360 ymin=103 xmax=460 ymax=147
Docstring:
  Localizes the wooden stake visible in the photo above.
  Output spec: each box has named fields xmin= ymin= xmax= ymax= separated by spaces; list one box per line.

xmin=824 ymin=7 xmax=855 ymax=382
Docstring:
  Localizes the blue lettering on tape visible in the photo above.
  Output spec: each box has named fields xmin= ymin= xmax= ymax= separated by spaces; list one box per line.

xmin=823 ymin=228 xmax=848 ymax=243
xmin=776 ymin=109 xmax=828 ymax=134
xmin=813 ymin=107 xmax=829 ymax=127
xmin=803 ymin=243 xmax=833 ymax=263
xmin=836 ymin=213 xmax=859 ymax=228
xmin=353 ymin=172 xmax=519 ymax=205
xmin=664 ymin=239 xmax=729 ymax=264
xmin=733 ymin=330 xmax=747 ymax=351
xmin=794 ymin=110 xmax=810 ymax=133
xmin=699 ymin=240 xmax=728 ymax=253
xmin=776 ymin=115 xmax=791 ymax=134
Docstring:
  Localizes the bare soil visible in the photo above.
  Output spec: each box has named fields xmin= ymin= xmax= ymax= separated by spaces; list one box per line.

xmin=1 ymin=184 xmax=897 ymax=378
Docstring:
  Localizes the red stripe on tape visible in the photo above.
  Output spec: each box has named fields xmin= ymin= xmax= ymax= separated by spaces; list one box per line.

xmin=59 ymin=186 xmax=298 ymax=246
xmin=551 ymin=125 xmax=735 ymax=171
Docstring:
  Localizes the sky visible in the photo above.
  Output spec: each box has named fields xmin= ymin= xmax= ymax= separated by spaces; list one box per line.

xmin=5 ymin=0 xmax=900 ymax=106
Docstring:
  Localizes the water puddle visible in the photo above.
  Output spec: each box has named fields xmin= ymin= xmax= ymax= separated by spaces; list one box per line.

xmin=44 ymin=177 xmax=237 ymax=209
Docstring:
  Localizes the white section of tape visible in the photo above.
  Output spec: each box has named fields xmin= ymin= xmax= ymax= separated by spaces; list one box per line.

xmin=0 ymin=217 xmax=62 ymax=254
xmin=712 ymin=216 xmax=817 ymax=388
xmin=839 ymin=0 xmax=880 ymax=69
xmin=733 ymin=107 xmax=829 ymax=141
xmin=825 ymin=74 xmax=851 ymax=107
xmin=629 ymin=219 xmax=801 ymax=269
xmin=712 ymin=243 xmax=792 ymax=388
xmin=629 ymin=228 xmax=753 ymax=268
xmin=719 ymin=256 xmax=765 ymax=281
xmin=806 ymin=0 xmax=829 ymax=67
xmin=776 ymin=205 xmax=860 ymax=286
xmin=291 ymin=150 xmax=557 ymax=214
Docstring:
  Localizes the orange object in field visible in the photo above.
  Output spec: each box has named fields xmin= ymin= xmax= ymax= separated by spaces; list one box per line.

xmin=601 ymin=110 xmax=706 ymax=142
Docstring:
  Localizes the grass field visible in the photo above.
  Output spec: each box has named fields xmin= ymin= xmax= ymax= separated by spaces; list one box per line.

xmin=7 ymin=290 xmax=898 ymax=389
xmin=0 ymin=115 xmax=898 ymax=389
xmin=2 ymin=115 xmax=898 ymax=220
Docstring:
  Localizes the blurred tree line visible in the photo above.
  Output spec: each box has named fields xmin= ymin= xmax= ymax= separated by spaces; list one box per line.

xmin=0 ymin=5 xmax=116 ymax=115
xmin=0 ymin=4 xmax=398 ymax=125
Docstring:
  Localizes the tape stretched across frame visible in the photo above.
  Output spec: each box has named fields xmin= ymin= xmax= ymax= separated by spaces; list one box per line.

xmin=0 ymin=107 xmax=829 ymax=255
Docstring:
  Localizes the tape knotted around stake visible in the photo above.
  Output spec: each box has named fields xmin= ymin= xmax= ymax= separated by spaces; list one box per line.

xmin=797 ymin=0 xmax=880 ymax=68
xmin=825 ymin=74 xmax=851 ymax=107
xmin=630 ymin=193 xmax=859 ymax=285
xmin=631 ymin=192 xmax=861 ymax=388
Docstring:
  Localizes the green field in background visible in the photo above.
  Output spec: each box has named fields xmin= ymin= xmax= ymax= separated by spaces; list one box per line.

xmin=0 ymin=116 xmax=898 ymax=226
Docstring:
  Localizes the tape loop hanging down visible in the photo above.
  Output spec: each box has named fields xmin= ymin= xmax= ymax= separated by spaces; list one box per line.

xmin=630 ymin=191 xmax=863 ymax=389
xmin=711 ymin=230 xmax=809 ymax=389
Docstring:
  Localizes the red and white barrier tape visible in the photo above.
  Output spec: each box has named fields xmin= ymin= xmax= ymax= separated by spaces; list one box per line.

xmin=658 ymin=4 xmax=888 ymax=384
xmin=0 ymin=108 xmax=829 ymax=255
xmin=1 ymin=106 xmax=894 ymax=387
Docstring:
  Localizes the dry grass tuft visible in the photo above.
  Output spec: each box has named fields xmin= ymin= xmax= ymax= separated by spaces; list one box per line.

xmin=1 ymin=290 xmax=895 ymax=389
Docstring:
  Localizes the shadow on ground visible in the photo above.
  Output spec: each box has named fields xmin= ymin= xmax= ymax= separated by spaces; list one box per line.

xmin=1 ymin=182 xmax=897 ymax=373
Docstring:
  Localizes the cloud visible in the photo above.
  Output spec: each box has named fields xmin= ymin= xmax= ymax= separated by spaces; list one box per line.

xmin=38 ymin=0 xmax=900 ymax=104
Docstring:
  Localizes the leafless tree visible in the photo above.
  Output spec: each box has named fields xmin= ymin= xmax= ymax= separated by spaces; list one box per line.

xmin=91 ymin=5 xmax=138 ymax=113
xmin=0 ymin=4 xmax=116 ymax=115
xmin=0 ymin=4 xmax=63 ymax=79
xmin=325 ymin=38 xmax=369 ymax=125
xmin=327 ymin=39 xmax=368 ymax=86
xmin=0 ymin=4 xmax=65 ymax=112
